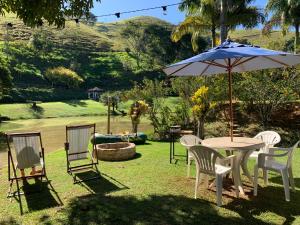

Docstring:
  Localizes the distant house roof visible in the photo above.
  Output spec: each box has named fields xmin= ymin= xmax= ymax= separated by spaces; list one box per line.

xmin=87 ymin=87 xmax=103 ymax=92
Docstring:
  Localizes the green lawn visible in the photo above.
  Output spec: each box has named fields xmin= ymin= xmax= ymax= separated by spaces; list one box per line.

xmin=0 ymin=98 xmax=180 ymax=121
xmin=0 ymin=100 xmax=108 ymax=120
xmin=0 ymin=141 xmax=299 ymax=224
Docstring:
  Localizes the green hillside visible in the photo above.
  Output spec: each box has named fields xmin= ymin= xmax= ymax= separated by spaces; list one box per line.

xmin=0 ymin=15 xmax=186 ymax=103
xmin=0 ymin=14 xmax=295 ymax=103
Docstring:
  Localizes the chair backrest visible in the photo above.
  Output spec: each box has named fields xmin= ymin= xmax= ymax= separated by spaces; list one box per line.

xmin=180 ymin=135 xmax=202 ymax=149
xmin=254 ymin=131 xmax=281 ymax=152
xmin=286 ymin=141 xmax=300 ymax=168
xmin=66 ymin=124 xmax=95 ymax=161
xmin=189 ymin=145 xmax=223 ymax=175
xmin=7 ymin=132 xmax=42 ymax=169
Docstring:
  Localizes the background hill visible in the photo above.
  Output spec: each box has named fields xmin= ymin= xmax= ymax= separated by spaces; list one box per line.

xmin=0 ymin=15 xmax=295 ymax=103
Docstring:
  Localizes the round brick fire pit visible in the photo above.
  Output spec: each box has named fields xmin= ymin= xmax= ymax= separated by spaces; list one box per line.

xmin=93 ymin=142 xmax=136 ymax=161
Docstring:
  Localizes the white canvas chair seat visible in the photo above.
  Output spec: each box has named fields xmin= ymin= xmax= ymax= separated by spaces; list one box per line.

xmin=254 ymin=141 xmax=299 ymax=201
xmin=67 ymin=127 xmax=90 ymax=161
xmin=12 ymin=135 xmax=42 ymax=169
xmin=179 ymin=135 xmax=202 ymax=177
xmin=17 ymin=158 xmax=43 ymax=170
xmin=65 ymin=124 xmax=100 ymax=184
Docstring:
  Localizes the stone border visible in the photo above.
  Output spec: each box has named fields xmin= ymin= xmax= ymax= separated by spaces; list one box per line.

xmin=94 ymin=142 xmax=136 ymax=161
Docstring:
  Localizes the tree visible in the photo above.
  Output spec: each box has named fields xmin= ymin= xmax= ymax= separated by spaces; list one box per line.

xmin=1 ymin=0 xmax=100 ymax=27
xmin=236 ymin=68 xmax=300 ymax=128
xmin=121 ymin=22 xmax=146 ymax=69
xmin=127 ymin=79 xmax=172 ymax=140
xmin=173 ymin=0 xmax=264 ymax=48
xmin=191 ymin=86 xmax=217 ymax=139
xmin=29 ymin=30 xmax=53 ymax=55
xmin=0 ymin=55 xmax=12 ymax=97
xmin=263 ymin=0 xmax=300 ymax=53
xmin=143 ymin=24 xmax=208 ymax=67
xmin=81 ymin=12 xmax=97 ymax=26
xmin=129 ymin=100 xmax=149 ymax=134
xmin=45 ymin=67 xmax=83 ymax=88
xmin=100 ymin=91 xmax=122 ymax=114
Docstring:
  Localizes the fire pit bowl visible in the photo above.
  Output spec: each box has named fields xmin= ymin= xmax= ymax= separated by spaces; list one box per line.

xmin=93 ymin=142 xmax=136 ymax=161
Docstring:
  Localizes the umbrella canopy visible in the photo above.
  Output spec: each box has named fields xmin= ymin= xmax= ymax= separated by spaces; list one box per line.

xmin=163 ymin=40 xmax=300 ymax=141
xmin=164 ymin=40 xmax=300 ymax=76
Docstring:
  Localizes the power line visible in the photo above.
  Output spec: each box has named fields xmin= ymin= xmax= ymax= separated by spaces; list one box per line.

xmin=93 ymin=3 xmax=180 ymax=19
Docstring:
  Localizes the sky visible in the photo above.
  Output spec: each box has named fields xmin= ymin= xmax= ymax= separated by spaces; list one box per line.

xmin=91 ymin=0 xmax=268 ymax=25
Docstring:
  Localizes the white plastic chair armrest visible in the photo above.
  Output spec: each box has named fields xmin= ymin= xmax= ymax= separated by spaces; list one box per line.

xmin=257 ymin=151 xmax=289 ymax=167
xmin=219 ymin=155 xmax=236 ymax=167
xmin=269 ymin=147 xmax=291 ymax=152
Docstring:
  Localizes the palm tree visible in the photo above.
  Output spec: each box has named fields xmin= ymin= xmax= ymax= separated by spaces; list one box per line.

xmin=172 ymin=0 xmax=264 ymax=49
xmin=263 ymin=0 xmax=300 ymax=53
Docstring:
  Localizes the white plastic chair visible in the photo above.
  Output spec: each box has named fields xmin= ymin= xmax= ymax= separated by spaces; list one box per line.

xmin=254 ymin=141 xmax=299 ymax=201
xmin=251 ymin=131 xmax=281 ymax=184
xmin=179 ymin=135 xmax=202 ymax=177
xmin=190 ymin=145 xmax=239 ymax=206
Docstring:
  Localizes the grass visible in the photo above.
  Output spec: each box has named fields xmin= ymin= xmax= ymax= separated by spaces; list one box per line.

xmin=0 ymin=141 xmax=300 ymax=224
xmin=0 ymin=100 xmax=111 ymax=120
xmin=0 ymin=98 xmax=180 ymax=120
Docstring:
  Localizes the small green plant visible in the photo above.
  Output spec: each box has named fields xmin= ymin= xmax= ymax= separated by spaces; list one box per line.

xmin=129 ymin=100 xmax=149 ymax=134
xmin=45 ymin=67 xmax=83 ymax=89
xmin=191 ymin=86 xmax=216 ymax=139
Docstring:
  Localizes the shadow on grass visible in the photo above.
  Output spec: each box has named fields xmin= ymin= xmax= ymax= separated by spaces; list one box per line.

xmin=0 ymin=217 xmax=19 ymax=225
xmin=65 ymin=100 xmax=88 ymax=107
xmin=225 ymin=184 xmax=300 ymax=225
xmin=75 ymin=171 xmax=128 ymax=194
xmin=51 ymin=194 xmax=273 ymax=225
xmin=21 ymin=179 xmax=63 ymax=214
xmin=269 ymin=175 xmax=300 ymax=188
xmin=28 ymin=105 xmax=45 ymax=119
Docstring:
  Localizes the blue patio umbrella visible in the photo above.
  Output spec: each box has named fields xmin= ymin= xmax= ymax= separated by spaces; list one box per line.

xmin=163 ymin=40 xmax=300 ymax=141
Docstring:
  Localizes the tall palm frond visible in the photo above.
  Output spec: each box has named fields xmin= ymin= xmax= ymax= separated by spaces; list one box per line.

xmin=171 ymin=16 xmax=212 ymax=51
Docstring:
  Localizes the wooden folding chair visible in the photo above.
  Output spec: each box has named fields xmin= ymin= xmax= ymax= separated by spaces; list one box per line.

xmin=65 ymin=123 xmax=100 ymax=184
xmin=6 ymin=132 xmax=47 ymax=199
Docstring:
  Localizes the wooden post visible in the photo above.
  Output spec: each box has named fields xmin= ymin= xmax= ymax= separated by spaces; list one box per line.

xmin=107 ymin=96 xmax=111 ymax=134
xmin=227 ymin=58 xmax=234 ymax=141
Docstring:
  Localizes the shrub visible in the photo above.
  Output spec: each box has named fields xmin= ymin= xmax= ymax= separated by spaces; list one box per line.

xmin=45 ymin=67 xmax=83 ymax=88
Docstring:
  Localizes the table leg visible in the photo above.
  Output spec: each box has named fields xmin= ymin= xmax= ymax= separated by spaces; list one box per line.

xmin=186 ymin=149 xmax=188 ymax=164
xmin=172 ymin=136 xmax=175 ymax=158
xmin=241 ymin=150 xmax=254 ymax=184
xmin=235 ymin=151 xmax=246 ymax=195
xmin=169 ymin=137 xmax=172 ymax=164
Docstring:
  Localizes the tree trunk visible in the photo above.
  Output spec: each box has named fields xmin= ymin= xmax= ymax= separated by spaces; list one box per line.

xmin=132 ymin=120 xmax=138 ymax=134
xmin=211 ymin=22 xmax=217 ymax=47
xmin=220 ymin=0 xmax=227 ymax=43
xmin=295 ymin=23 xmax=299 ymax=54
xmin=197 ymin=118 xmax=205 ymax=139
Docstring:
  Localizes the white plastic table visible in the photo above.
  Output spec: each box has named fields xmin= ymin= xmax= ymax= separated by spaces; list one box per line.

xmin=201 ymin=136 xmax=265 ymax=195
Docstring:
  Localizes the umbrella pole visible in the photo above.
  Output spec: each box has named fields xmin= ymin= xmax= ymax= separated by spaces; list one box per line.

xmin=227 ymin=61 xmax=234 ymax=142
